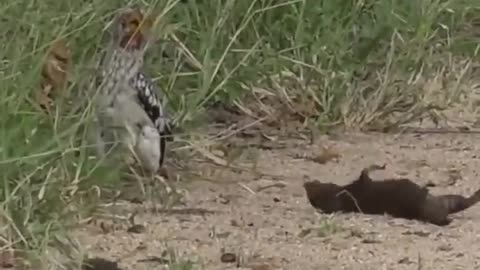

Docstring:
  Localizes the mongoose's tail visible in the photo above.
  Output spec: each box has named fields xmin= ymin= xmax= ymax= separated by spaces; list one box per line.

xmin=437 ymin=188 xmax=480 ymax=214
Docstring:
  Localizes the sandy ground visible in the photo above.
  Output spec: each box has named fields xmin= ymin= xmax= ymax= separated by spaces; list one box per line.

xmin=75 ymin=131 xmax=480 ymax=270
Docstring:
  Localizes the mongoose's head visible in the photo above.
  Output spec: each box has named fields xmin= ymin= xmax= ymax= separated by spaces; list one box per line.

xmin=303 ymin=181 xmax=342 ymax=213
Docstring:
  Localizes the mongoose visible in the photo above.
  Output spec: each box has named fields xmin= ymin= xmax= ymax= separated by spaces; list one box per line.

xmin=303 ymin=164 xmax=480 ymax=226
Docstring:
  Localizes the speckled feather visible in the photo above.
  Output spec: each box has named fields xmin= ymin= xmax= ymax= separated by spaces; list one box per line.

xmin=129 ymin=71 xmax=172 ymax=166
xmin=129 ymin=71 xmax=172 ymax=137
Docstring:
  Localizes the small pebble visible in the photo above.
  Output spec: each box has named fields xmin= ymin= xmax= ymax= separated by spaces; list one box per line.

xmin=220 ymin=252 xmax=237 ymax=263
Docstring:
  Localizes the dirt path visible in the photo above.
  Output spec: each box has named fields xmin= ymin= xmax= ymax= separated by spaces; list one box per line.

xmin=75 ymin=132 xmax=480 ymax=270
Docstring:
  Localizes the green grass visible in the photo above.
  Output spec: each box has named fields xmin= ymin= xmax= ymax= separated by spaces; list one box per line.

xmin=0 ymin=0 xmax=479 ymax=268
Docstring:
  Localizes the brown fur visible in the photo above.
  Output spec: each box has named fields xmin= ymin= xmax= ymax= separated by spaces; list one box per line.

xmin=303 ymin=164 xmax=480 ymax=226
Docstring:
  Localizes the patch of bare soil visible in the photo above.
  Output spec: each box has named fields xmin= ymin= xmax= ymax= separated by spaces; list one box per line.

xmin=74 ymin=129 xmax=480 ymax=270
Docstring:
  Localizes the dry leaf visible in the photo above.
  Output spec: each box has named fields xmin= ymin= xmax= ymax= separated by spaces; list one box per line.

xmin=311 ymin=147 xmax=341 ymax=164
xmin=293 ymin=146 xmax=341 ymax=164
xmin=36 ymin=38 xmax=71 ymax=112
xmin=42 ymin=39 xmax=70 ymax=91
xmin=32 ymin=88 xmax=54 ymax=113
xmin=0 ymin=239 xmax=17 ymax=269
xmin=193 ymin=143 xmax=228 ymax=166
xmin=0 ymin=248 xmax=15 ymax=268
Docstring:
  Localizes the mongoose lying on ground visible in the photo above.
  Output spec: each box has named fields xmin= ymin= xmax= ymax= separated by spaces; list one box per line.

xmin=303 ymin=164 xmax=480 ymax=226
